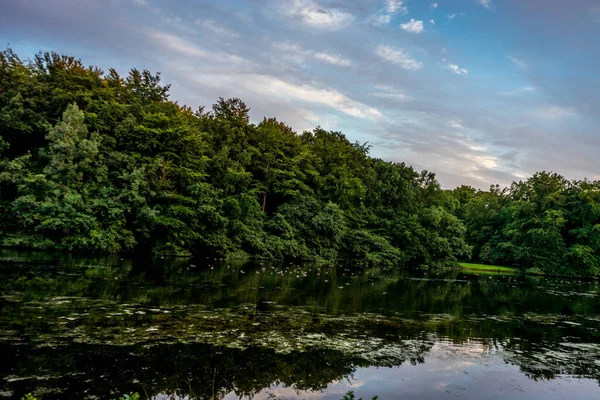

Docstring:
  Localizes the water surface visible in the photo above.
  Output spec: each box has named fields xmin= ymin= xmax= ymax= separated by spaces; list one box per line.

xmin=1 ymin=250 xmax=599 ymax=399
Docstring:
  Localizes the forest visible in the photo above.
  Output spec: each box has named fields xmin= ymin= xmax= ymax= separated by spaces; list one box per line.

xmin=0 ymin=49 xmax=599 ymax=277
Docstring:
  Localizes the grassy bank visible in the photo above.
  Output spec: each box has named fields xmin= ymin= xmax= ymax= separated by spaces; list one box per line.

xmin=459 ymin=262 xmax=519 ymax=273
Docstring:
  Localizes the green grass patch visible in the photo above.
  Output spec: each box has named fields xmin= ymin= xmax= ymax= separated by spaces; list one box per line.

xmin=459 ymin=262 xmax=519 ymax=273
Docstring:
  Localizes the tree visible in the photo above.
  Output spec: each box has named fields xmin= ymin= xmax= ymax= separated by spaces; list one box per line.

xmin=2 ymin=47 xmax=598 ymax=276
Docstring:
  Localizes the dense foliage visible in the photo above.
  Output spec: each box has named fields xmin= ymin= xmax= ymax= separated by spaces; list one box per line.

xmin=452 ymin=174 xmax=600 ymax=276
xmin=1 ymin=49 xmax=598 ymax=276
xmin=0 ymin=49 xmax=470 ymax=267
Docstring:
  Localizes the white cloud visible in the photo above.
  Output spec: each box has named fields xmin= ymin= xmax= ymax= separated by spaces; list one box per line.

xmin=475 ymin=0 xmax=493 ymax=9
xmin=470 ymin=154 xmax=498 ymax=169
xmin=453 ymin=140 xmax=499 ymax=173
xmin=499 ymin=86 xmax=536 ymax=96
xmin=430 ymin=2 xmax=439 ymax=8
xmin=196 ymin=19 xmax=240 ymax=38
xmin=273 ymin=41 xmax=305 ymax=53
xmin=400 ymin=19 xmax=424 ymax=33
xmin=454 ymin=138 xmax=497 ymax=168
xmin=467 ymin=143 xmax=486 ymax=152
xmin=194 ymin=73 xmax=382 ymax=119
xmin=449 ymin=119 xmax=464 ymax=129
xmin=430 ymin=19 xmax=435 ymax=24
xmin=314 ymin=52 xmax=352 ymax=67
xmin=375 ymin=45 xmax=423 ymax=70
xmin=132 ymin=0 xmax=147 ymax=5
xmin=146 ymin=31 xmax=209 ymax=58
xmin=534 ymin=105 xmax=577 ymax=120
xmin=447 ymin=13 xmax=456 ymax=19
xmin=272 ymin=41 xmax=312 ymax=64
xmin=281 ymin=0 xmax=354 ymax=30
xmin=372 ymin=85 xmax=412 ymax=102
xmin=507 ymin=55 xmax=528 ymax=69
xmin=273 ymin=41 xmax=351 ymax=68
xmin=445 ymin=63 xmax=468 ymax=75
xmin=262 ymin=77 xmax=382 ymax=118
xmin=386 ymin=0 xmax=408 ymax=15
xmin=374 ymin=14 xmax=392 ymax=26
xmin=373 ymin=0 xmax=408 ymax=27
xmin=146 ymin=31 xmax=247 ymax=65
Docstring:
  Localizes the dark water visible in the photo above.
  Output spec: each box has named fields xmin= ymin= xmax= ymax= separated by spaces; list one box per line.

xmin=1 ymin=251 xmax=600 ymax=399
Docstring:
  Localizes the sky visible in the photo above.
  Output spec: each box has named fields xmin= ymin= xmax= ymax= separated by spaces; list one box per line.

xmin=1 ymin=0 xmax=599 ymax=189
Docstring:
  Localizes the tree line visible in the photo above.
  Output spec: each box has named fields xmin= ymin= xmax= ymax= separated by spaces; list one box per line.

xmin=453 ymin=175 xmax=600 ymax=276
xmin=0 ymin=49 xmax=598 ymax=276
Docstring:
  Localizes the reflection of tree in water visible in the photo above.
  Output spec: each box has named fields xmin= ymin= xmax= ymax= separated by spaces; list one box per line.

xmin=501 ymin=338 xmax=600 ymax=383
xmin=4 ymin=311 xmax=600 ymax=399
xmin=0 ymin=342 xmax=433 ymax=399
xmin=428 ymin=317 xmax=600 ymax=383
xmin=1 ymin=251 xmax=600 ymax=397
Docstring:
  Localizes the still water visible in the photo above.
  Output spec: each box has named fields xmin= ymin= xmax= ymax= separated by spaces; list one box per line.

xmin=1 ymin=250 xmax=599 ymax=399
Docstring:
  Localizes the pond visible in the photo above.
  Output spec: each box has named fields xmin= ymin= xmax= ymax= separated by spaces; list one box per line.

xmin=1 ymin=250 xmax=599 ymax=399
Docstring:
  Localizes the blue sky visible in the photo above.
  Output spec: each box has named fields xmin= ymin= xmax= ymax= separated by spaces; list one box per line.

xmin=1 ymin=0 xmax=599 ymax=188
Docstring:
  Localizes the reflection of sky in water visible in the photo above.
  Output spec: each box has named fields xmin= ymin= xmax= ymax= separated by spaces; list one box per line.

xmin=224 ymin=342 xmax=600 ymax=400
